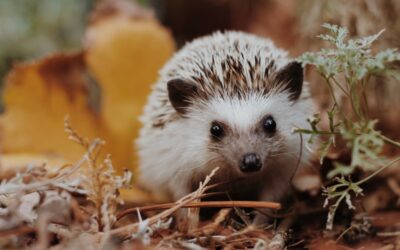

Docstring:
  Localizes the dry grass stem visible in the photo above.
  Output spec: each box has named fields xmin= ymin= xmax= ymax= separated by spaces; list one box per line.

xmin=109 ymin=168 xmax=220 ymax=238
xmin=117 ymin=200 xmax=281 ymax=221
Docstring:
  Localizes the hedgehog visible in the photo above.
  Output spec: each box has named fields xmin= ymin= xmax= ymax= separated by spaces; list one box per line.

xmin=136 ymin=31 xmax=315 ymax=222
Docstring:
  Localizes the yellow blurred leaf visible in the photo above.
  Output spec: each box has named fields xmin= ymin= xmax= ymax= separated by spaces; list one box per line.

xmin=0 ymin=0 xmax=175 ymax=203
xmin=84 ymin=0 xmax=175 ymax=170
xmin=0 ymin=53 xmax=104 ymax=162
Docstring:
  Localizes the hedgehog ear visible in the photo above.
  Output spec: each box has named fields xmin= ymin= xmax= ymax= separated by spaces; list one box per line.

xmin=274 ymin=61 xmax=303 ymax=101
xmin=167 ymin=79 xmax=198 ymax=115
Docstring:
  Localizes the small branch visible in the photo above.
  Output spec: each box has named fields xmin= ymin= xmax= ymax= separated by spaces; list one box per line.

xmin=377 ymin=231 xmax=400 ymax=237
xmin=323 ymin=75 xmax=348 ymax=121
xmin=349 ymin=80 xmax=364 ymax=120
xmin=356 ymin=156 xmax=400 ymax=186
xmin=293 ymin=128 xmax=338 ymax=136
xmin=336 ymin=225 xmax=354 ymax=242
xmin=360 ymin=77 xmax=370 ymax=117
xmin=326 ymin=190 xmax=347 ymax=230
xmin=116 ymin=200 xmax=281 ymax=222
xmin=379 ymin=134 xmax=400 ymax=148
xmin=324 ymin=76 xmax=341 ymax=107
xmin=331 ymin=76 xmax=350 ymax=96
xmin=109 ymin=168 xmax=220 ymax=238
xmin=268 ymin=217 xmax=293 ymax=250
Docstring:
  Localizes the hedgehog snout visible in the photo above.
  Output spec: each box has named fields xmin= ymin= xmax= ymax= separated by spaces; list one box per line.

xmin=240 ymin=153 xmax=262 ymax=172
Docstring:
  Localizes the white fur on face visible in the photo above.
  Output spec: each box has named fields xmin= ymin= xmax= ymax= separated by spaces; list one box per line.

xmin=137 ymin=89 xmax=315 ymax=200
xmin=195 ymin=91 xmax=313 ymax=167
xmin=195 ymin=91 xmax=312 ymax=142
xmin=204 ymin=93 xmax=286 ymax=132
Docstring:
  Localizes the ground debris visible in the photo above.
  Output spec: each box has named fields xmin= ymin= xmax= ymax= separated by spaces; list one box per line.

xmin=0 ymin=134 xmax=280 ymax=249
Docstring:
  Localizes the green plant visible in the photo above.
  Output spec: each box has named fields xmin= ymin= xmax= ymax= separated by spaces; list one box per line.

xmin=297 ymin=23 xmax=400 ymax=230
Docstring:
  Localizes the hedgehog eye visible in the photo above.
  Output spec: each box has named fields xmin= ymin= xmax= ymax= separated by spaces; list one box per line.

xmin=263 ymin=116 xmax=276 ymax=134
xmin=210 ymin=121 xmax=225 ymax=140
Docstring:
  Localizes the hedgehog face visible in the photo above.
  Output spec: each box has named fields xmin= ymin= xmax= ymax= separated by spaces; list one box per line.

xmin=166 ymin=61 xmax=308 ymax=177
xmin=200 ymin=93 xmax=294 ymax=176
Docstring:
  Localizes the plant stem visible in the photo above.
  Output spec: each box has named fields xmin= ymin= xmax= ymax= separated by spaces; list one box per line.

xmin=349 ymin=81 xmax=363 ymax=120
xmin=326 ymin=191 xmax=347 ymax=230
xmin=356 ymin=156 xmax=400 ymax=186
xmin=324 ymin=76 xmax=348 ymax=122
xmin=331 ymin=76 xmax=350 ymax=96
xmin=116 ymin=200 xmax=281 ymax=222
xmin=379 ymin=134 xmax=400 ymax=148
xmin=324 ymin=76 xmax=340 ymax=108
xmin=360 ymin=77 xmax=370 ymax=117
xmin=294 ymin=128 xmax=338 ymax=135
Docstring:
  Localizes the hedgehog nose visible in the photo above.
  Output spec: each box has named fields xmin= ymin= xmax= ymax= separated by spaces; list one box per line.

xmin=240 ymin=153 xmax=262 ymax=172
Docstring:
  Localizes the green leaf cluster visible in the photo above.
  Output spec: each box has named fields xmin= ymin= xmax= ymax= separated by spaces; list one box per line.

xmin=296 ymin=23 xmax=400 ymax=230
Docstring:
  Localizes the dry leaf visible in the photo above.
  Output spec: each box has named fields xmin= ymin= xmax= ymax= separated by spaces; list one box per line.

xmin=84 ymin=0 xmax=175 ymax=170
xmin=0 ymin=0 xmax=175 ymax=205
xmin=0 ymin=0 xmax=175 ymax=180
xmin=0 ymin=53 xmax=104 ymax=164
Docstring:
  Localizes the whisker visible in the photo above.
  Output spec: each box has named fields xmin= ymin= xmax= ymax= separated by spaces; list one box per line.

xmin=269 ymin=151 xmax=300 ymax=157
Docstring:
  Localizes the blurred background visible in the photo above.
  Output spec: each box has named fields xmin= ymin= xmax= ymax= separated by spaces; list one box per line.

xmin=0 ymin=0 xmax=93 ymax=111
xmin=1 ymin=0 xmax=399 ymax=132
xmin=0 ymin=0 xmax=285 ymax=93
